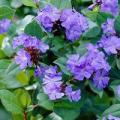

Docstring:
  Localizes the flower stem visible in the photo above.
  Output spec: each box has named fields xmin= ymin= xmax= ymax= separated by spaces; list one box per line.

xmin=24 ymin=111 xmax=27 ymax=120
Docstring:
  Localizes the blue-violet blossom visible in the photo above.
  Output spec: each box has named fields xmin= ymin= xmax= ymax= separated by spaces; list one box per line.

xmin=13 ymin=34 xmax=49 ymax=69
xmin=36 ymin=5 xmax=60 ymax=32
xmin=0 ymin=19 xmax=11 ymax=34
xmin=60 ymin=9 xmax=88 ymax=41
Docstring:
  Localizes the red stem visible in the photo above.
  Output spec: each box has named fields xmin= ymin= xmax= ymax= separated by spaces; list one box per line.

xmin=24 ymin=111 xmax=27 ymax=120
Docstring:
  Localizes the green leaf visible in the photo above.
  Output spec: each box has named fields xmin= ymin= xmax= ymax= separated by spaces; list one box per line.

xmin=114 ymin=15 xmax=120 ymax=33
xmin=1 ymin=37 xmax=14 ymax=57
xmin=0 ymin=61 xmax=23 ymax=89
xmin=16 ymin=71 xmax=29 ymax=85
xmin=21 ymin=0 xmax=36 ymax=8
xmin=0 ymin=108 xmax=12 ymax=120
xmin=110 ymin=85 xmax=120 ymax=102
xmin=54 ymin=57 xmax=71 ymax=75
xmin=53 ymin=99 xmax=84 ymax=120
xmin=0 ymin=90 xmax=23 ymax=114
xmin=11 ymin=0 xmax=22 ymax=8
xmin=0 ymin=59 xmax=11 ymax=74
xmin=24 ymin=20 xmax=45 ymax=39
xmin=5 ymin=61 xmax=20 ymax=76
xmin=73 ymin=43 xmax=87 ymax=56
xmin=103 ymin=104 xmax=120 ymax=117
xmin=51 ymin=36 xmax=65 ymax=51
xmin=14 ymin=89 xmax=31 ymax=108
xmin=17 ymin=15 xmax=34 ymax=34
xmin=0 ymin=75 xmax=22 ymax=89
xmin=54 ymin=108 xmax=80 ymax=120
xmin=55 ymin=99 xmax=83 ymax=109
xmin=50 ymin=0 xmax=71 ymax=9
xmin=39 ymin=0 xmax=71 ymax=9
xmin=45 ymin=112 xmax=62 ymax=120
xmin=89 ymin=81 xmax=103 ymax=98
xmin=116 ymin=57 xmax=120 ymax=70
xmin=96 ymin=12 xmax=113 ymax=25
xmin=83 ymin=20 xmax=101 ymax=38
xmin=0 ymin=6 xmax=15 ymax=19
xmin=37 ymin=92 xmax=54 ymax=110
xmin=0 ymin=0 xmax=10 ymax=6
xmin=12 ymin=114 xmax=23 ymax=120
xmin=110 ymin=68 xmax=120 ymax=80
xmin=85 ymin=11 xmax=113 ymax=25
xmin=84 ymin=26 xmax=101 ymax=38
xmin=0 ymin=49 xmax=6 ymax=59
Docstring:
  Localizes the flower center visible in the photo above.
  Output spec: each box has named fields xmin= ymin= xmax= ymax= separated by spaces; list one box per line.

xmin=116 ymin=49 xmax=120 ymax=58
xmin=25 ymin=46 xmax=40 ymax=66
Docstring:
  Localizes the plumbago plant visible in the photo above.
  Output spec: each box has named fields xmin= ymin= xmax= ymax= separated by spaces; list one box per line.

xmin=1 ymin=0 xmax=120 ymax=120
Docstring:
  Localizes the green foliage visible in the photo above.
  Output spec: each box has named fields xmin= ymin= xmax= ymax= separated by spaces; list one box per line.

xmin=21 ymin=0 xmax=36 ymax=8
xmin=0 ymin=6 xmax=15 ymax=19
xmin=39 ymin=0 xmax=71 ymax=9
xmin=114 ymin=15 xmax=120 ymax=33
xmin=0 ymin=0 xmax=120 ymax=120
xmin=0 ymin=90 xmax=23 ymax=114
xmin=50 ymin=0 xmax=71 ymax=9
xmin=103 ymin=104 xmax=120 ymax=117
xmin=24 ymin=20 xmax=45 ymax=39
xmin=37 ymin=92 xmax=54 ymax=110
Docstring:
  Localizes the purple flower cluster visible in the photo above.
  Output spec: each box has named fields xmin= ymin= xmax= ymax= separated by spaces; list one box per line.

xmin=89 ymin=0 xmax=119 ymax=16
xmin=99 ymin=36 xmax=120 ymax=55
xmin=117 ymin=85 xmax=120 ymax=97
xmin=42 ymin=66 xmax=64 ymax=100
xmin=65 ymin=86 xmax=81 ymax=102
xmin=36 ymin=5 xmax=88 ymax=41
xmin=41 ymin=66 xmax=81 ymax=101
xmin=102 ymin=19 xmax=116 ymax=36
xmin=36 ymin=5 xmax=60 ymax=32
xmin=60 ymin=9 xmax=88 ymax=41
xmin=103 ymin=115 xmax=120 ymax=120
xmin=67 ymin=44 xmax=111 ymax=89
xmin=98 ymin=18 xmax=120 ymax=55
xmin=101 ymin=0 xmax=119 ymax=16
xmin=13 ymin=33 xmax=49 ymax=69
xmin=0 ymin=19 xmax=11 ymax=34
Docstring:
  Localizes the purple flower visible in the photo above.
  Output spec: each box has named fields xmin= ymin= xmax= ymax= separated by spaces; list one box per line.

xmin=117 ymin=85 xmax=120 ymax=97
xmin=67 ymin=44 xmax=110 ymax=82
xmin=102 ymin=19 xmax=116 ymax=36
xmin=42 ymin=66 xmax=64 ymax=100
xmin=67 ymin=44 xmax=110 ymax=88
xmin=67 ymin=54 xmax=93 ymax=81
xmin=36 ymin=5 xmax=60 ymax=32
xmin=99 ymin=36 xmax=120 ymax=55
xmin=101 ymin=0 xmax=119 ymax=16
xmin=88 ymin=0 xmax=119 ymax=16
xmin=15 ymin=49 xmax=32 ymax=69
xmin=86 ymin=44 xmax=111 ymax=72
xmin=65 ymin=26 xmax=82 ymax=41
xmin=60 ymin=9 xmax=88 ymax=41
xmin=12 ymin=33 xmax=29 ymax=49
xmin=42 ymin=66 xmax=62 ymax=84
xmin=13 ymin=34 xmax=49 ymax=69
xmin=60 ymin=9 xmax=73 ymax=22
xmin=43 ymin=82 xmax=64 ymax=100
xmin=65 ymin=86 xmax=81 ymax=102
xmin=41 ymin=66 xmax=81 ymax=101
xmin=34 ymin=66 xmax=45 ymax=77
xmin=0 ymin=19 xmax=11 ymax=34
xmin=108 ymin=115 xmax=120 ymax=120
xmin=93 ymin=70 xmax=110 ymax=89
xmin=88 ymin=0 xmax=102 ymax=10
